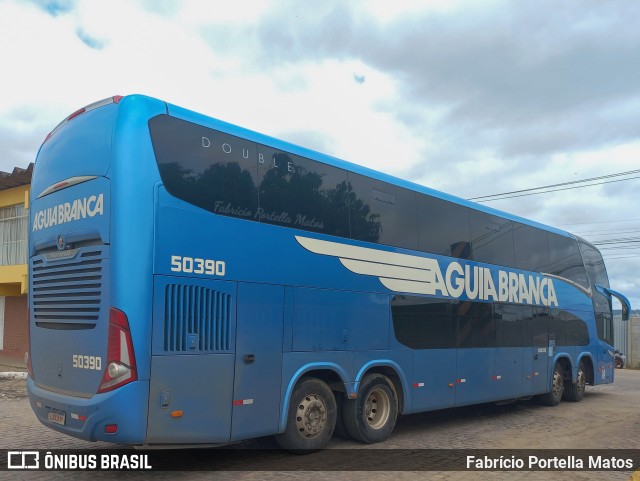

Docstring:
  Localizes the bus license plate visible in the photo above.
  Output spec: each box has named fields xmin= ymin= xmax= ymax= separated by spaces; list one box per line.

xmin=48 ymin=410 xmax=66 ymax=426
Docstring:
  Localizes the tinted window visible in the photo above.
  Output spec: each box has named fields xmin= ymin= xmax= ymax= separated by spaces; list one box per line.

xmin=456 ymin=301 xmax=495 ymax=348
xmin=391 ymin=296 xmax=455 ymax=349
xmin=256 ymin=146 xmax=349 ymax=236
xmin=150 ymin=115 xmax=258 ymax=220
xmin=579 ymin=241 xmax=610 ymax=289
xmin=513 ymin=225 xmax=550 ymax=272
xmin=347 ymin=174 xmax=418 ymax=249
xmin=469 ymin=212 xmax=515 ymax=267
xmin=494 ymin=304 xmax=531 ymax=347
xmin=596 ymin=312 xmax=614 ymax=346
xmin=578 ymin=241 xmax=612 ymax=321
xmin=548 ymin=309 xmax=566 ymax=346
xmin=418 ymin=195 xmax=471 ymax=258
xmin=564 ymin=312 xmax=590 ymax=346
xmin=531 ymin=307 xmax=549 ymax=347
xmin=548 ymin=234 xmax=589 ymax=288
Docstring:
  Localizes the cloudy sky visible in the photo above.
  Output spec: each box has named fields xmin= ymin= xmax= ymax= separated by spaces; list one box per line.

xmin=1 ymin=0 xmax=639 ymax=309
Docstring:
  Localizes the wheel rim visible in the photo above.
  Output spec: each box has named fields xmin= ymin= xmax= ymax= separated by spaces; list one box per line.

xmin=364 ymin=387 xmax=391 ymax=430
xmin=552 ymin=371 xmax=563 ymax=399
xmin=295 ymin=394 xmax=327 ymax=439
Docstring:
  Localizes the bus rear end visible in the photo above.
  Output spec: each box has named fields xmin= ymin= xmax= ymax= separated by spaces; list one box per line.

xmin=27 ymin=97 xmax=148 ymax=443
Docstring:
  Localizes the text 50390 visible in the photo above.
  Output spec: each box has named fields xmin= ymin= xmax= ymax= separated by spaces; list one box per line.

xmin=170 ymin=255 xmax=226 ymax=276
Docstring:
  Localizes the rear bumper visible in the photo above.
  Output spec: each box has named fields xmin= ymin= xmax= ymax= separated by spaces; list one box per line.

xmin=28 ymin=377 xmax=149 ymax=444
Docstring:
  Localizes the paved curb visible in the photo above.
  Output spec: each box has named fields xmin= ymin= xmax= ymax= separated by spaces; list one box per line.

xmin=0 ymin=372 xmax=27 ymax=380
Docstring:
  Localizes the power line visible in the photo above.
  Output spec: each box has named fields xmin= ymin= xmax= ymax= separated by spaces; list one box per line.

xmin=557 ymin=218 xmax=640 ymax=227
xmin=603 ymin=255 xmax=640 ymax=260
xmin=468 ymin=169 xmax=640 ymax=202
xmin=574 ymin=227 xmax=640 ymax=236
xmin=473 ymin=175 xmax=640 ymax=202
xmin=591 ymin=237 xmax=640 ymax=246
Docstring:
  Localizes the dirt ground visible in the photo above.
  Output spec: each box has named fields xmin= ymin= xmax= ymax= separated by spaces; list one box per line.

xmin=1 ymin=369 xmax=639 ymax=480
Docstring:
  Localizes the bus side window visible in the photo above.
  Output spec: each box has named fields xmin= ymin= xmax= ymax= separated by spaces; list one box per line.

xmin=256 ymin=147 xmax=350 ymax=237
xmin=347 ymin=173 xmax=418 ymax=250
xmin=495 ymin=303 xmax=530 ymax=347
xmin=456 ymin=302 xmax=495 ymax=348
xmin=469 ymin=211 xmax=515 ymax=268
xmin=417 ymin=195 xmax=472 ymax=258
xmin=548 ymin=234 xmax=589 ymax=288
xmin=513 ymin=225 xmax=550 ymax=272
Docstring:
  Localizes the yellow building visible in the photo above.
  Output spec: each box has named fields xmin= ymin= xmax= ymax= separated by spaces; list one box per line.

xmin=0 ymin=164 xmax=32 ymax=362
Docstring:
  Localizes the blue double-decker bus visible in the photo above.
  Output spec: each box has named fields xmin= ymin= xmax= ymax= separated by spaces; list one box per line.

xmin=27 ymin=95 xmax=630 ymax=451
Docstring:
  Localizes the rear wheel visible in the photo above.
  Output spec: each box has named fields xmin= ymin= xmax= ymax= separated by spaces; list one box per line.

xmin=275 ymin=377 xmax=336 ymax=453
xmin=540 ymin=363 xmax=564 ymax=406
xmin=342 ymin=374 xmax=398 ymax=444
xmin=563 ymin=361 xmax=586 ymax=402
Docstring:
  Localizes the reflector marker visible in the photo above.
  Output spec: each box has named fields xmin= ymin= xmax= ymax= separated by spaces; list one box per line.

xmin=233 ymin=399 xmax=254 ymax=406
xmin=456 ymin=378 xmax=466 ymax=384
xmin=412 ymin=382 xmax=425 ymax=388
xmin=492 ymin=375 xmax=502 ymax=380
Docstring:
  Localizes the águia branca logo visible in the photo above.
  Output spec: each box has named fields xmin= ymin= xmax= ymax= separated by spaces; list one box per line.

xmin=32 ymin=194 xmax=104 ymax=232
xmin=296 ymin=236 xmax=559 ymax=307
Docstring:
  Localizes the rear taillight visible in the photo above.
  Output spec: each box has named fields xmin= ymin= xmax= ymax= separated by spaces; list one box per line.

xmin=97 ymin=307 xmax=137 ymax=394
xmin=44 ymin=95 xmax=123 ymax=143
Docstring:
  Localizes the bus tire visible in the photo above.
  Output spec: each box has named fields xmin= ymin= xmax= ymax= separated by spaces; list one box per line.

xmin=540 ymin=363 xmax=564 ymax=406
xmin=275 ymin=377 xmax=336 ymax=453
xmin=342 ymin=374 xmax=398 ymax=444
xmin=563 ymin=361 xmax=586 ymax=402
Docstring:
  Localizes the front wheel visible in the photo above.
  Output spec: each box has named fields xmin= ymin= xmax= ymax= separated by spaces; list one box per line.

xmin=342 ymin=374 xmax=398 ymax=444
xmin=275 ymin=377 xmax=336 ymax=453
xmin=539 ymin=363 xmax=564 ymax=406
xmin=563 ymin=361 xmax=586 ymax=402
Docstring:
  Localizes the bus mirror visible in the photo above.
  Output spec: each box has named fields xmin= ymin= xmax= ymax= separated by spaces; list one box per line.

xmin=598 ymin=285 xmax=631 ymax=321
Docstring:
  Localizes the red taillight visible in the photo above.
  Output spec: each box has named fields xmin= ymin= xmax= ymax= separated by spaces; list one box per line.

xmin=97 ymin=307 xmax=137 ymax=394
xmin=66 ymin=107 xmax=86 ymax=122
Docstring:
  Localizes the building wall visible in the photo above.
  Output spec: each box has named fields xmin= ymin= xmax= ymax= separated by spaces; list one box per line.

xmin=1 ymin=295 xmax=27 ymax=358
xmin=0 ymin=182 xmax=30 ymax=360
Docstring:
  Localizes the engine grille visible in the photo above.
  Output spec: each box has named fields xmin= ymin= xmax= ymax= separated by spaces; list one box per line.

xmin=31 ymin=246 xmax=107 ymax=329
xmin=163 ymin=283 xmax=231 ymax=352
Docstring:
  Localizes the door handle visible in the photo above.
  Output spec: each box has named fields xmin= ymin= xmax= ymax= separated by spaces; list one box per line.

xmin=244 ymin=354 xmax=255 ymax=364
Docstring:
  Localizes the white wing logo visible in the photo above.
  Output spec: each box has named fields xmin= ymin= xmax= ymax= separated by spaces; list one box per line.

xmin=295 ymin=235 xmax=444 ymax=295
xmin=294 ymin=235 xmax=561 ymax=307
